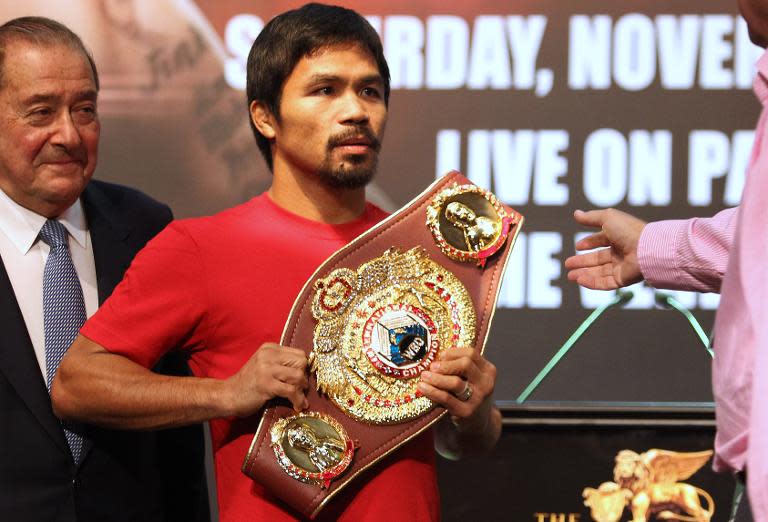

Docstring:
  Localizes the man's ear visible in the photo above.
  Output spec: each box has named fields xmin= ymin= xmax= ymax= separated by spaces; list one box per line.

xmin=250 ymin=101 xmax=276 ymax=139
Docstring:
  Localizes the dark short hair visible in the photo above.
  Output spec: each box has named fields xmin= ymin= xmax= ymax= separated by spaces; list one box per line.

xmin=246 ymin=3 xmax=390 ymax=171
xmin=0 ymin=16 xmax=99 ymax=90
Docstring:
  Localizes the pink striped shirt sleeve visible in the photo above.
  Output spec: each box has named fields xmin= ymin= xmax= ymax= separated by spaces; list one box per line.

xmin=637 ymin=207 xmax=738 ymax=293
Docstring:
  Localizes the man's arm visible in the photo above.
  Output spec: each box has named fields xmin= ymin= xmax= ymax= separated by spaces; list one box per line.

xmin=417 ymin=347 xmax=501 ymax=460
xmin=52 ymin=335 xmax=308 ymax=429
xmin=565 ymin=207 xmax=737 ymax=293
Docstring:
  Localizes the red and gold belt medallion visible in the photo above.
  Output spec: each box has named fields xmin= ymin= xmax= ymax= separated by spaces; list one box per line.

xmin=426 ymin=183 xmax=515 ymax=267
xmin=310 ymin=247 xmax=476 ymax=424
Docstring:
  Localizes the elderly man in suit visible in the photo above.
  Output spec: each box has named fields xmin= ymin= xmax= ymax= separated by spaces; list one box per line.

xmin=0 ymin=16 xmax=207 ymax=522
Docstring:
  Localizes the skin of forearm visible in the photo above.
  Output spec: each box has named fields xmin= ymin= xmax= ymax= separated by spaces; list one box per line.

xmin=51 ymin=336 xmax=237 ymax=430
xmin=434 ymin=400 xmax=502 ymax=460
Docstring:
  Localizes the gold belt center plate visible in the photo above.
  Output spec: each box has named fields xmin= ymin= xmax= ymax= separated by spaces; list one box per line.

xmin=310 ymin=247 xmax=476 ymax=424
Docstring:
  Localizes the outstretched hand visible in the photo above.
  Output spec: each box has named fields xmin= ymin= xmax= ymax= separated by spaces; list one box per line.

xmin=565 ymin=208 xmax=646 ymax=290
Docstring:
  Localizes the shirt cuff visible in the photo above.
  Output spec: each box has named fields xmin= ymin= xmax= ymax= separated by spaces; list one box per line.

xmin=637 ymin=219 xmax=689 ymax=288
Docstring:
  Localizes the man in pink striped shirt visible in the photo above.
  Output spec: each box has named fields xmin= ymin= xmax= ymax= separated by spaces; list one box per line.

xmin=565 ymin=3 xmax=768 ymax=520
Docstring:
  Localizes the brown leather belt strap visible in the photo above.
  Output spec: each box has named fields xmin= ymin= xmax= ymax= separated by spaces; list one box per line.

xmin=242 ymin=171 xmax=523 ymax=518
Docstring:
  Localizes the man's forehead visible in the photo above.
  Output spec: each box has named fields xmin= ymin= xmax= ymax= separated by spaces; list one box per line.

xmin=0 ymin=43 xmax=98 ymax=106
xmin=1 ymin=41 xmax=96 ymax=90
xmin=296 ymin=43 xmax=381 ymax=77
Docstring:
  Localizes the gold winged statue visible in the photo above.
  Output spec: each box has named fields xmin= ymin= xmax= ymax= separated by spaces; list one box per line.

xmin=583 ymin=448 xmax=715 ymax=522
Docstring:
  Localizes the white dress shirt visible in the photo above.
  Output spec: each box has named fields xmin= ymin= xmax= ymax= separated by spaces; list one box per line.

xmin=0 ymin=188 xmax=98 ymax=380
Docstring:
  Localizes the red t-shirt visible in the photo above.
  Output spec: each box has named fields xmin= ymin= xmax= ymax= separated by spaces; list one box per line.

xmin=81 ymin=194 xmax=440 ymax=522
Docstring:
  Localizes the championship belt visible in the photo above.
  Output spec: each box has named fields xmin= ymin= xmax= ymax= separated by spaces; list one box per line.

xmin=242 ymin=171 xmax=523 ymax=518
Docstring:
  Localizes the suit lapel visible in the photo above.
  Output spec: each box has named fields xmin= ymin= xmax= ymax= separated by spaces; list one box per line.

xmin=0 ymin=258 xmax=70 ymax=454
xmin=82 ymin=182 xmax=135 ymax=303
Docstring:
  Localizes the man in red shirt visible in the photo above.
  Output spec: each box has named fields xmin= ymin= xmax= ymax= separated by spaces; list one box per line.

xmin=52 ymin=4 xmax=501 ymax=521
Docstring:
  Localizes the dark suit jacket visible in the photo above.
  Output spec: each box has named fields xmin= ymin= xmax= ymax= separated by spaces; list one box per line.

xmin=0 ymin=180 xmax=209 ymax=522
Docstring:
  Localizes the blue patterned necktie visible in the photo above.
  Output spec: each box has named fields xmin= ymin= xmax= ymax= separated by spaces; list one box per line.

xmin=39 ymin=219 xmax=86 ymax=464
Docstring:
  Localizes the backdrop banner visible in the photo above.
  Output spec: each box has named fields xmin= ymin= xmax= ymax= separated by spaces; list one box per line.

xmin=3 ymin=0 xmax=751 ymax=404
